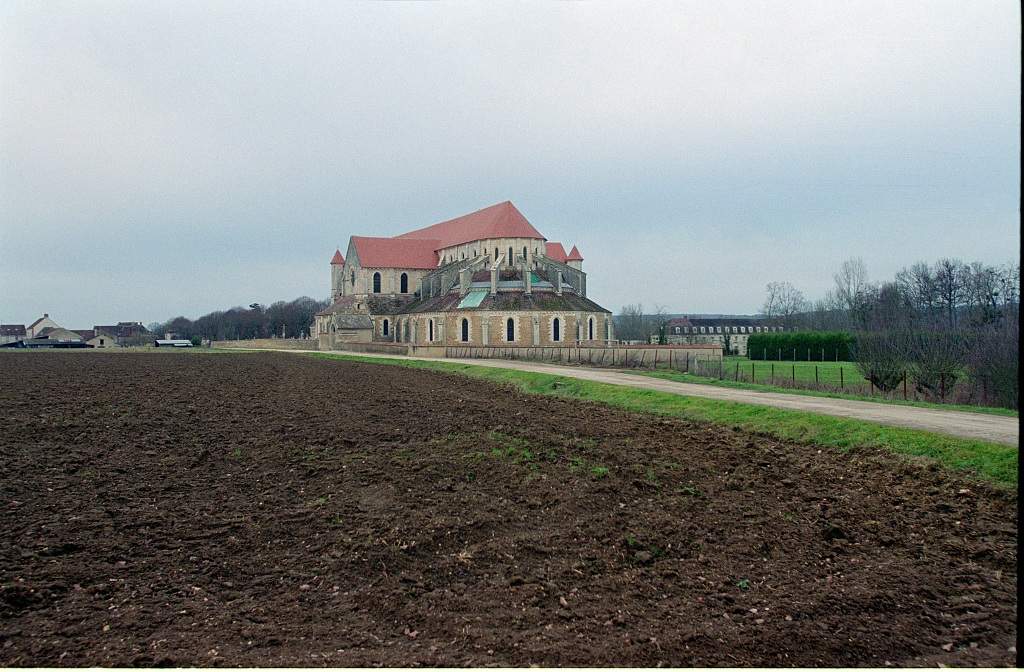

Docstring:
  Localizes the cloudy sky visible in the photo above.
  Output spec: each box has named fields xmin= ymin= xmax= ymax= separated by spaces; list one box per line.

xmin=1 ymin=0 xmax=1019 ymax=327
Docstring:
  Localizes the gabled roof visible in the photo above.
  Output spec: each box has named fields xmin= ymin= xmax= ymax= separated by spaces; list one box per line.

xmin=566 ymin=245 xmax=583 ymax=261
xmin=351 ymin=236 xmax=440 ymax=270
xmin=545 ymin=242 xmax=568 ymax=263
xmin=331 ymin=249 xmax=345 ymax=265
xmin=73 ymin=329 xmax=96 ymax=340
xmin=28 ymin=315 xmax=53 ymax=329
xmin=396 ymin=201 xmax=545 ymax=250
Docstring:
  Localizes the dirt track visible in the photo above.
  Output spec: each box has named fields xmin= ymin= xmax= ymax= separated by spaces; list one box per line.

xmin=0 ymin=352 xmax=1017 ymax=666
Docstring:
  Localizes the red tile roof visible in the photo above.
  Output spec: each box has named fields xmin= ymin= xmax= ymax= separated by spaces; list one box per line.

xmin=396 ymin=201 xmax=544 ymax=250
xmin=545 ymin=242 xmax=568 ymax=262
xmin=566 ymin=245 xmax=584 ymax=261
xmin=331 ymin=249 xmax=345 ymax=265
xmin=351 ymin=236 xmax=441 ymax=270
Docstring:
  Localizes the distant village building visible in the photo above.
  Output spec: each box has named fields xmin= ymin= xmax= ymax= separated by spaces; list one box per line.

xmin=653 ymin=316 xmax=786 ymax=356
xmin=0 ymin=324 xmax=27 ymax=345
xmin=314 ymin=201 xmax=612 ymax=349
xmin=26 ymin=314 xmax=60 ymax=338
xmin=1 ymin=316 xmax=150 ymax=348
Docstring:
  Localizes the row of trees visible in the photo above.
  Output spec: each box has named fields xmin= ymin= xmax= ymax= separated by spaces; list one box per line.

xmin=150 ymin=297 xmax=329 ymax=342
xmin=762 ymin=258 xmax=1019 ymax=408
xmin=765 ymin=258 xmax=1019 ymax=333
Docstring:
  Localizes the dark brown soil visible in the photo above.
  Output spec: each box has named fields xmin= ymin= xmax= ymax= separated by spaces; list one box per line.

xmin=0 ymin=352 xmax=1016 ymax=667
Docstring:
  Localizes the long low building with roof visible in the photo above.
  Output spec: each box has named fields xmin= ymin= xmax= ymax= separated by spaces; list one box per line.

xmin=314 ymin=201 xmax=613 ymax=349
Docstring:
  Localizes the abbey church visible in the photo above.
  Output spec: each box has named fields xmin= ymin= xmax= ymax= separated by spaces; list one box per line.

xmin=314 ymin=201 xmax=613 ymax=349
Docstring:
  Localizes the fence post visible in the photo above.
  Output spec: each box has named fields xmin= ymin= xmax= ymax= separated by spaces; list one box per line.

xmin=686 ymin=352 xmax=690 ymax=372
xmin=735 ymin=361 xmax=739 ymax=381
xmin=940 ymin=372 xmax=945 ymax=401
xmin=669 ymin=349 xmax=674 ymax=370
xmin=771 ymin=363 xmax=774 ymax=383
xmin=870 ymin=373 xmax=875 ymax=395
xmin=815 ymin=365 xmax=819 ymax=384
xmin=840 ymin=366 xmax=844 ymax=389
xmin=751 ymin=362 xmax=755 ymax=383
xmin=903 ymin=371 xmax=907 ymax=400
xmin=792 ymin=364 xmax=795 ymax=383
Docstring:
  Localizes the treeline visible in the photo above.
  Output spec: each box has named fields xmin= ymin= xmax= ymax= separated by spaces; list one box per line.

xmin=767 ymin=258 xmax=1019 ymax=333
xmin=763 ymin=258 xmax=1019 ymax=408
xmin=150 ymin=296 xmax=329 ymax=342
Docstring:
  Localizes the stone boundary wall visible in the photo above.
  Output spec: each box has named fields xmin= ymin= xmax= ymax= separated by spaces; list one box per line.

xmin=445 ymin=344 xmax=722 ymax=370
xmin=213 ymin=339 xmax=318 ymax=350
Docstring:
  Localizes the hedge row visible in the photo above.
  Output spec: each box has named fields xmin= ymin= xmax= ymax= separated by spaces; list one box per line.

xmin=747 ymin=331 xmax=854 ymax=361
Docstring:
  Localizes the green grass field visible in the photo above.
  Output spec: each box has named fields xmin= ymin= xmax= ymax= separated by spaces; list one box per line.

xmin=300 ymin=351 xmax=1017 ymax=487
xmin=722 ymin=356 xmax=865 ymax=386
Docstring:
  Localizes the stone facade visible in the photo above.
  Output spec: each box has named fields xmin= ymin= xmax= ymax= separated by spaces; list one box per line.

xmin=653 ymin=317 xmax=786 ymax=356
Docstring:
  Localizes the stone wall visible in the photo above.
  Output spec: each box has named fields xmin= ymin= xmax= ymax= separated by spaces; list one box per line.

xmin=213 ymin=338 xmax=318 ymax=350
xmin=444 ymin=344 xmax=722 ymax=369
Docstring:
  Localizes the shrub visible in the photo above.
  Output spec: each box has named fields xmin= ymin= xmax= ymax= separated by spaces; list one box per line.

xmin=747 ymin=331 xmax=853 ymax=361
xmin=851 ymin=332 xmax=907 ymax=392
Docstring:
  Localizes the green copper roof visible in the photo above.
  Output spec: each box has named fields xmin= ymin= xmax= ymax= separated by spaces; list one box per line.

xmin=457 ymin=289 xmax=488 ymax=309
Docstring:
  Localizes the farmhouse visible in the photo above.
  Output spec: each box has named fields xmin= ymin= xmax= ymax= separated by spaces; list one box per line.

xmin=314 ymin=201 xmax=613 ymax=349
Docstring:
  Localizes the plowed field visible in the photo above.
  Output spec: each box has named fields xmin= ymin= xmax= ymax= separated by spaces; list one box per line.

xmin=0 ymin=352 xmax=1016 ymax=666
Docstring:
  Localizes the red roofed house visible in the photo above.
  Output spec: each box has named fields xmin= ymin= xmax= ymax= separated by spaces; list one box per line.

xmin=315 ymin=201 xmax=611 ymax=348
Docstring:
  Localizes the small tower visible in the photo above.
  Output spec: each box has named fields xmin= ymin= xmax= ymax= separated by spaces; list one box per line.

xmin=330 ymin=249 xmax=345 ymax=300
xmin=566 ymin=245 xmax=584 ymax=271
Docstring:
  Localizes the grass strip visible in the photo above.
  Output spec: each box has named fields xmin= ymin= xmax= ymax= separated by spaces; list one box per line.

xmin=300 ymin=351 xmax=1018 ymax=487
xmin=637 ymin=369 xmax=1018 ymax=417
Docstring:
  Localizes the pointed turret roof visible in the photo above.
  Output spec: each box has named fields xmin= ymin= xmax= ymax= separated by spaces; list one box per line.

xmin=566 ymin=245 xmax=584 ymax=261
xmin=331 ymin=249 xmax=345 ymax=265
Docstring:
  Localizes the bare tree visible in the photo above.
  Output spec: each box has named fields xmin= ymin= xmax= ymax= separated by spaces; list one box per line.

xmin=933 ymin=258 xmax=967 ymax=330
xmin=904 ymin=329 xmax=967 ymax=401
xmin=652 ymin=304 xmax=671 ymax=345
xmin=852 ymin=331 xmax=907 ymax=392
xmin=616 ymin=304 xmax=646 ymax=343
xmin=761 ymin=281 xmax=807 ymax=325
xmin=965 ymin=319 xmax=1019 ymax=409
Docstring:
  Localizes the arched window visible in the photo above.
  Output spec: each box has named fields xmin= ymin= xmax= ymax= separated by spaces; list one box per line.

xmin=494 ymin=247 xmax=499 ymax=261
xmin=508 ymin=246 xmax=513 ymax=264
xmin=589 ymin=317 xmax=594 ymax=340
xmin=461 ymin=252 xmax=465 ymax=259
xmin=382 ymin=319 xmax=389 ymax=337
xmin=523 ymin=246 xmax=527 ymax=260
xmin=400 ymin=273 xmax=408 ymax=294
xmin=372 ymin=272 xmax=381 ymax=293
xmin=428 ymin=319 xmax=434 ymax=342
xmin=552 ymin=317 xmax=561 ymax=342
xmin=350 ymin=271 xmax=355 ymax=286
xmin=461 ymin=318 xmax=469 ymax=342
xmin=506 ymin=317 xmax=515 ymax=342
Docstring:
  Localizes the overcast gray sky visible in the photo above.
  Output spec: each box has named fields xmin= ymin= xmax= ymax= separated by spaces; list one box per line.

xmin=1 ymin=0 xmax=1019 ymax=327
